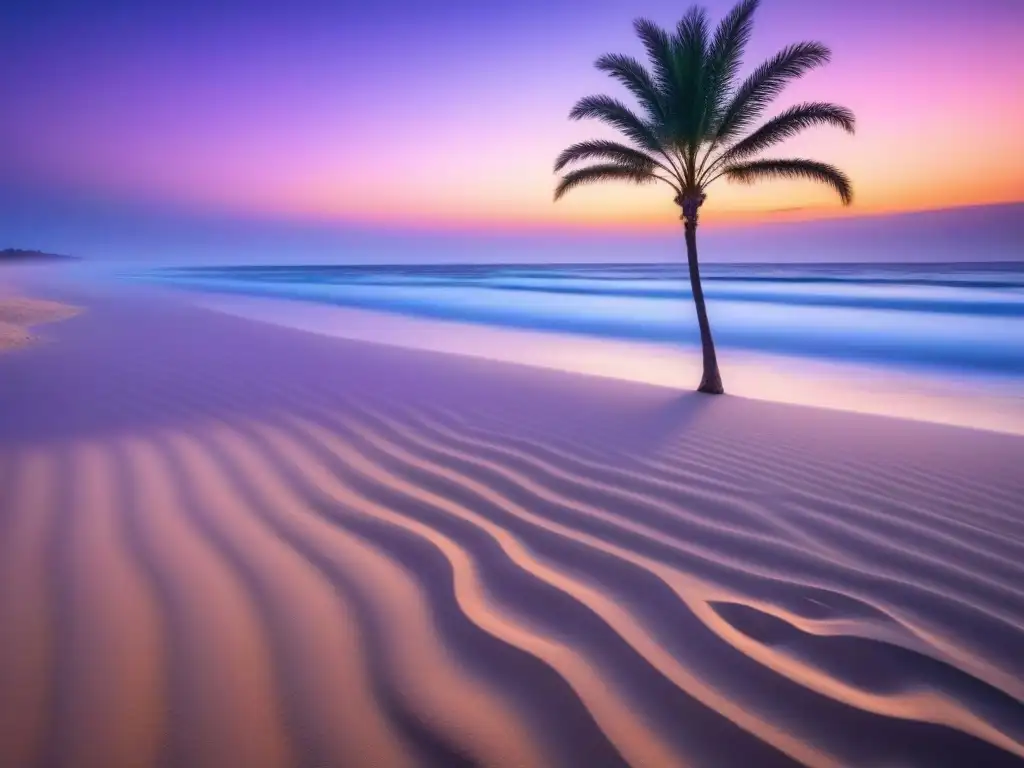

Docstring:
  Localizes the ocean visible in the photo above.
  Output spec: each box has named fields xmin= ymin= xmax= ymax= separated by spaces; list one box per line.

xmin=144 ymin=261 xmax=1024 ymax=383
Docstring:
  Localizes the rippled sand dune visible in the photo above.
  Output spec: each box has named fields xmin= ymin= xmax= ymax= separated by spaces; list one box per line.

xmin=1 ymin=290 xmax=1023 ymax=767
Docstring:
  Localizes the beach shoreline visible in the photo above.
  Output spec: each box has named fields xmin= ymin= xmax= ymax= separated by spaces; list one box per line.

xmin=191 ymin=290 xmax=1024 ymax=437
xmin=1 ymin=285 xmax=1022 ymax=767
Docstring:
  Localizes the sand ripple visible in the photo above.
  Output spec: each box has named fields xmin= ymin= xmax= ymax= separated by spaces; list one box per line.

xmin=1 ymin=392 xmax=1023 ymax=767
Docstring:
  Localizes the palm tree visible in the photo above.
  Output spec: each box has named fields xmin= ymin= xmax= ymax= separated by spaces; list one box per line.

xmin=554 ymin=0 xmax=854 ymax=394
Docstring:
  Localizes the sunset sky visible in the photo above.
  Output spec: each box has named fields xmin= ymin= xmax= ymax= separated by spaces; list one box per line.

xmin=1 ymin=0 xmax=1022 ymax=260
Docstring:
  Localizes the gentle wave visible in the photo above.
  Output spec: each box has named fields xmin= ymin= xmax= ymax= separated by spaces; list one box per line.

xmin=141 ymin=262 xmax=1024 ymax=379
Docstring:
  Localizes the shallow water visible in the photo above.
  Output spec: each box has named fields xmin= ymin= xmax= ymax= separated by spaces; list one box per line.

xmin=142 ymin=262 xmax=1024 ymax=383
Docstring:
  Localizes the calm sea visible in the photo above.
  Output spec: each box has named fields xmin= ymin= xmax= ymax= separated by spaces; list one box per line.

xmin=145 ymin=262 xmax=1024 ymax=381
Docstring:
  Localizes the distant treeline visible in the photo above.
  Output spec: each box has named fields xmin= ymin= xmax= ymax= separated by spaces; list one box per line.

xmin=1 ymin=248 xmax=77 ymax=262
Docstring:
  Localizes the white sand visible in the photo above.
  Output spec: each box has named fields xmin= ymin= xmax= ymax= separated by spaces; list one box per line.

xmin=0 ymin=289 xmax=1022 ymax=767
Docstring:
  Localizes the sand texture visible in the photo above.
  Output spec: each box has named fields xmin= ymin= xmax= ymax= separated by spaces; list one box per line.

xmin=1 ymin=291 xmax=1023 ymax=768
xmin=0 ymin=297 xmax=80 ymax=353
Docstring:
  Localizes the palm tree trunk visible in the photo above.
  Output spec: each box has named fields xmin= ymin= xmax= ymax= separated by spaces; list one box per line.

xmin=684 ymin=221 xmax=724 ymax=394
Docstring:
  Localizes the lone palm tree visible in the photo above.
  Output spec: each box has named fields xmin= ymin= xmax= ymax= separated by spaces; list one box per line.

xmin=554 ymin=0 xmax=854 ymax=394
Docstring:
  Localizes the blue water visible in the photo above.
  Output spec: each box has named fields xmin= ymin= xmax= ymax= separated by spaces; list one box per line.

xmin=143 ymin=262 xmax=1024 ymax=381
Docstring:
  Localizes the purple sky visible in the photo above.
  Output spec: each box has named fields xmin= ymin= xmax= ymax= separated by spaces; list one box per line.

xmin=1 ymin=0 xmax=1022 ymax=262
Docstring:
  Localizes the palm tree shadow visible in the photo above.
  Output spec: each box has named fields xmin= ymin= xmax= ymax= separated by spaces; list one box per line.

xmin=568 ymin=390 xmax=717 ymax=459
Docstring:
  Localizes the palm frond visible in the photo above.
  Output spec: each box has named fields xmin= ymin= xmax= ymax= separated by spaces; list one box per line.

xmin=706 ymin=0 xmax=760 ymax=116
xmin=715 ymin=42 xmax=831 ymax=141
xmin=554 ymin=163 xmax=659 ymax=201
xmin=568 ymin=94 xmax=662 ymax=152
xmin=722 ymin=158 xmax=853 ymax=204
xmin=554 ymin=140 xmax=659 ymax=173
xmin=717 ymin=102 xmax=854 ymax=165
xmin=633 ymin=18 xmax=678 ymax=101
xmin=673 ymin=6 xmax=712 ymax=146
xmin=595 ymin=54 xmax=664 ymax=123
xmin=674 ymin=6 xmax=710 ymax=59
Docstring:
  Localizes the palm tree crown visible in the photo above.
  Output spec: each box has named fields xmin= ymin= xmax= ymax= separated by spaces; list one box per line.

xmin=554 ymin=0 xmax=854 ymax=217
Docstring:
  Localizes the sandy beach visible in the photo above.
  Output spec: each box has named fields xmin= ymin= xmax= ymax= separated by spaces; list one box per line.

xmin=2 ymin=287 xmax=1023 ymax=768
xmin=0 ymin=295 xmax=80 ymax=354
